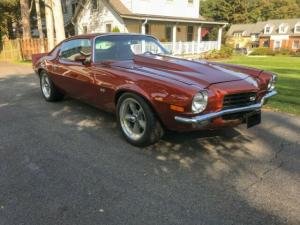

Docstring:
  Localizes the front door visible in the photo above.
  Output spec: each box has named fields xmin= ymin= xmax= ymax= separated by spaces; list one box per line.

xmin=56 ymin=38 xmax=96 ymax=102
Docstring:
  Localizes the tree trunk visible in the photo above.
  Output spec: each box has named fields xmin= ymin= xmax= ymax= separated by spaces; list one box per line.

xmin=52 ymin=0 xmax=65 ymax=44
xmin=35 ymin=0 xmax=45 ymax=52
xmin=20 ymin=0 xmax=31 ymax=38
xmin=45 ymin=0 xmax=55 ymax=50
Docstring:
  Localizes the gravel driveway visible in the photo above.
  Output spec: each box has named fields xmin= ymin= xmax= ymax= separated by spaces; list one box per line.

xmin=0 ymin=63 xmax=299 ymax=225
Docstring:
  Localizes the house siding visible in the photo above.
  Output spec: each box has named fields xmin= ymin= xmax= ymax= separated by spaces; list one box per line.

xmin=76 ymin=1 xmax=127 ymax=34
xmin=120 ymin=0 xmax=200 ymax=19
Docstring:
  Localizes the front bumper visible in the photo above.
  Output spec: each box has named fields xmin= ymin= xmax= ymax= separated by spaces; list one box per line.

xmin=175 ymin=90 xmax=277 ymax=125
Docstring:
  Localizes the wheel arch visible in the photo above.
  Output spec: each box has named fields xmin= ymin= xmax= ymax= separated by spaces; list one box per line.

xmin=114 ymin=88 xmax=166 ymax=129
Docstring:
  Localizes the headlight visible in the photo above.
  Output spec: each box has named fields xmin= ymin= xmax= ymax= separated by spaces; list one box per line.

xmin=192 ymin=91 xmax=208 ymax=113
xmin=268 ymin=74 xmax=277 ymax=91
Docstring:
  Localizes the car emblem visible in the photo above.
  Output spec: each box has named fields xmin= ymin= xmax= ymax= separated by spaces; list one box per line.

xmin=250 ymin=96 xmax=256 ymax=101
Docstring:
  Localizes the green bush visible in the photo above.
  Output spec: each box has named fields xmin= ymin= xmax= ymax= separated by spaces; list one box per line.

xmin=290 ymin=50 xmax=300 ymax=57
xmin=204 ymin=45 xmax=233 ymax=59
xmin=275 ymin=48 xmax=290 ymax=55
xmin=250 ymin=47 xmax=275 ymax=56
xmin=112 ymin=26 xmax=120 ymax=32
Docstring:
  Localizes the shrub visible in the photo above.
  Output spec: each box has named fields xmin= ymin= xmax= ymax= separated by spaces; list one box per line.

xmin=250 ymin=47 xmax=275 ymax=56
xmin=290 ymin=50 xmax=300 ymax=57
xmin=112 ymin=26 xmax=120 ymax=32
xmin=275 ymin=48 xmax=290 ymax=55
xmin=204 ymin=45 xmax=233 ymax=59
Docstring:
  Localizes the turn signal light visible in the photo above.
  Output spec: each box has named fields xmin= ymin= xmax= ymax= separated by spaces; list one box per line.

xmin=170 ymin=105 xmax=185 ymax=112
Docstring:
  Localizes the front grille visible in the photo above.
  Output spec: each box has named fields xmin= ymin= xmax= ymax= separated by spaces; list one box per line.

xmin=223 ymin=92 xmax=257 ymax=110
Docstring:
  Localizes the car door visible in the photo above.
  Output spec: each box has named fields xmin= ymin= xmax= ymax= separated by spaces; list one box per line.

xmin=55 ymin=38 xmax=96 ymax=101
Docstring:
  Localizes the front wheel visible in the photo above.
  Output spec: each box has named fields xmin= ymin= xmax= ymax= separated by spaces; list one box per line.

xmin=117 ymin=93 xmax=164 ymax=147
xmin=40 ymin=70 xmax=64 ymax=101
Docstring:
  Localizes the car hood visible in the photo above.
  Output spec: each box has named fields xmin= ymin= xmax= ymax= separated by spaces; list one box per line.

xmin=108 ymin=55 xmax=259 ymax=88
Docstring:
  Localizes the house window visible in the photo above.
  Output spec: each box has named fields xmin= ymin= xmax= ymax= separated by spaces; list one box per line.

xmin=295 ymin=26 xmax=300 ymax=33
xmin=188 ymin=0 xmax=193 ymax=4
xmin=279 ymin=24 xmax=288 ymax=34
xmin=293 ymin=40 xmax=300 ymax=49
xmin=165 ymin=26 xmax=172 ymax=42
xmin=265 ymin=26 xmax=272 ymax=34
xmin=263 ymin=40 xmax=270 ymax=47
xmin=233 ymin=32 xmax=242 ymax=37
xmin=145 ymin=24 xmax=150 ymax=34
xmin=274 ymin=41 xmax=281 ymax=49
xmin=106 ymin=24 xmax=112 ymax=32
xmin=92 ymin=0 xmax=98 ymax=10
xmin=187 ymin=26 xmax=194 ymax=42
xmin=83 ymin=26 xmax=87 ymax=34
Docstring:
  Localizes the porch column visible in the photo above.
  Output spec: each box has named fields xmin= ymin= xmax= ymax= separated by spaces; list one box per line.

xmin=217 ymin=27 xmax=223 ymax=50
xmin=172 ymin=24 xmax=177 ymax=54
xmin=197 ymin=26 xmax=202 ymax=53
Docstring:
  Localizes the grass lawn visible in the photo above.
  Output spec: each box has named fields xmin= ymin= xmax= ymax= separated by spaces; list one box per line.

xmin=218 ymin=56 xmax=300 ymax=116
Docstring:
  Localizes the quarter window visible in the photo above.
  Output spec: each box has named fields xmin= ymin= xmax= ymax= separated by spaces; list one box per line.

xmin=60 ymin=39 xmax=92 ymax=61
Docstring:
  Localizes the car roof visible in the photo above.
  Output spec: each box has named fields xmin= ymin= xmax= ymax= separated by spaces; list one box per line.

xmin=65 ymin=33 xmax=154 ymax=41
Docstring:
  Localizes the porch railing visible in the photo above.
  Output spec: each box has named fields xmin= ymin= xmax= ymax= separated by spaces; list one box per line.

xmin=161 ymin=41 xmax=219 ymax=55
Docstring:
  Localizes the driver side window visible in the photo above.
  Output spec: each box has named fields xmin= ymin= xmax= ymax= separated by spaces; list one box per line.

xmin=60 ymin=39 xmax=91 ymax=61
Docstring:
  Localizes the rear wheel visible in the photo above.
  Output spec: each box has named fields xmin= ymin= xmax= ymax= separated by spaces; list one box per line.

xmin=39 ymin=70 xmax=64 ymax=101
xmin=117 ymin=93 xmax=164 ymax=147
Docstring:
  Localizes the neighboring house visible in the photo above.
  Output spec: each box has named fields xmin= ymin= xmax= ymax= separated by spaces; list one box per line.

xmin=227 ymin=18 xmax=300 ymax=51
xmin=72 ymin=0 xmax=227 ymax=55
xmin=62 ymin=0 xmax=79 ymax=36
xmin=226 ymin=22 xmax=265 ymax=49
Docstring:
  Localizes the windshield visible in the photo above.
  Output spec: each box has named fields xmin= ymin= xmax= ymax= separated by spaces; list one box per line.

xmin=93 ymin=35 xmax=169 ymax=62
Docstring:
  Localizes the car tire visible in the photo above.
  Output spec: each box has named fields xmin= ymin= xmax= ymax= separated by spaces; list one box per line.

xmin=39 ymin=70 xmax=64 ymax=102
xmin=117 ymin=93 xmax=164 ymax=147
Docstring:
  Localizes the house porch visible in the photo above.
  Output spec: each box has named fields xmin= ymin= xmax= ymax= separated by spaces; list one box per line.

xmin=124 ymin=19 xmax=225 ymax=55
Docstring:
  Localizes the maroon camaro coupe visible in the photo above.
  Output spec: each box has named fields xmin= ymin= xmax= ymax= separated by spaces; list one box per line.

xmin=32 ymin=33 xmax=277 ymax=146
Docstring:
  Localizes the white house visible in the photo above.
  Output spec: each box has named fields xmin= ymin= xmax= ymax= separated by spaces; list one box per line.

xmin=72 ymin=0 xmax=227 ymax=55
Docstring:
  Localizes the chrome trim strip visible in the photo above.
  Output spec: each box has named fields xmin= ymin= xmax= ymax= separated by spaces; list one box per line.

xmin=175 ymin=91 xmax=277 ymax=125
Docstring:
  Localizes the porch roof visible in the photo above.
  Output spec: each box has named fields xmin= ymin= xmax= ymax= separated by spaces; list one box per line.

xmin=120 ymin=14 xmax=227 ymax=26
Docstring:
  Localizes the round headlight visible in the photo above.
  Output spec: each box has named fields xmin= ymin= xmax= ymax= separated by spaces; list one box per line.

xmin=268 ymin=74 xmax=277 ymax=91
xmin=192 ymin=91 xmax=208 ymax=113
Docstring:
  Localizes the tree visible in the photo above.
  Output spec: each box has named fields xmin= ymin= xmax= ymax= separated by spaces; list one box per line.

xmin=44 ymin=0 xmax=54 ymax=50
xmin=34 ymin=0 xmax=45 ymax=52
xmin=0 ymin=0 xmax=20 ymax=39
xmin=20 ymin=0 xmax=31 ymax=38
xmin=201 ymin=0 xmax=300 ymax=24
xmin=260 ymin=0 xmax=300 ymax=20
xmin=51 ymin=0 xmax=65 ymax=43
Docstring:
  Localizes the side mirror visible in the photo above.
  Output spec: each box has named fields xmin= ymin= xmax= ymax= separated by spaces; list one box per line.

xmin=74 ymin=55 xmax=90 ymax=65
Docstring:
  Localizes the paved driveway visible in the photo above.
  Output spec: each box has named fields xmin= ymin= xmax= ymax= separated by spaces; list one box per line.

xmin=0 ymin=63 xmax=299 ymax=225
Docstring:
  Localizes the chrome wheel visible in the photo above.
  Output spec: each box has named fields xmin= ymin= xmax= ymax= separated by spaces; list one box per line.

xmin=41 ymin=72 xmax=51 ymax=98
xmin=119 ymin=98 xmax=146 ymax=141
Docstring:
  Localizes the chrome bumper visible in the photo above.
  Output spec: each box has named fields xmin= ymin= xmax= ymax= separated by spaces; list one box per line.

xmin=175 ymin=90 xmax=277 ymax=125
